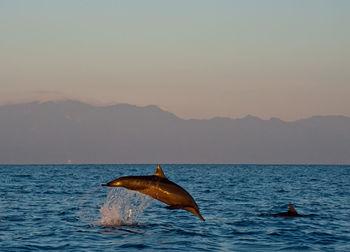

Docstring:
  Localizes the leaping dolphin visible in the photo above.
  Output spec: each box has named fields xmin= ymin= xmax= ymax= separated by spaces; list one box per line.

xmin=102 ymin=165 xmax=205 ymax=221
xmin=262 ymin=204 xmax=314 ymax=218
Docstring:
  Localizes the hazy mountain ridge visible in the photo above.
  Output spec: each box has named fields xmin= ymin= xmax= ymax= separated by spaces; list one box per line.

xmin=1 ymin=100 xmax=349 ymax=164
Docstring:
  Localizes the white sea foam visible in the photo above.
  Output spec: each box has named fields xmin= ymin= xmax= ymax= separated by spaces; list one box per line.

xmin=99 ymin=188 xmax=152 ymax=226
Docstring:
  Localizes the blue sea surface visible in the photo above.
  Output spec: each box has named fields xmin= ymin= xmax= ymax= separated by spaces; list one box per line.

xmin=0 ymin=164 xmax=349 ymax=251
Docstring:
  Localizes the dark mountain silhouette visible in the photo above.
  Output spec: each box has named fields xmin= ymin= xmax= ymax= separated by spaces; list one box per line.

xmin=0 ymin=100 xmax=349 ymax=164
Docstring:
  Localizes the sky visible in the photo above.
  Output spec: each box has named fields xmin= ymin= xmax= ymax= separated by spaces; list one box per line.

xmin=1 ymin=0 xmax=349 ymax=120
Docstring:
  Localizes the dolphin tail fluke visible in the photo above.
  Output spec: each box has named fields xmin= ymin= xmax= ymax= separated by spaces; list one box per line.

xmin=165 ymin=205 xmax=205 ymax=221
xmin=184 ymin=206 xmax=205 ymax=222
xmin=196 ymin=213 xmax=205 ymax=222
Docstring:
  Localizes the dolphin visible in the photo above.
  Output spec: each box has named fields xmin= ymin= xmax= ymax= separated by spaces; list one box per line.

xmin=102 ymin=165 xmax=205 ymax=221
xmin=261 ymin=204 xmax=314 ymax=218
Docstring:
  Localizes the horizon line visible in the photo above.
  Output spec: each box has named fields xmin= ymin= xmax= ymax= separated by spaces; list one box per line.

xmin=0 ymin=163 xmax=349 ymax=166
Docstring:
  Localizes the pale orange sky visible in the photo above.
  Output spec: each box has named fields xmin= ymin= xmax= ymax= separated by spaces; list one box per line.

xmin=1 ymin=1 xmax=349 ymax=120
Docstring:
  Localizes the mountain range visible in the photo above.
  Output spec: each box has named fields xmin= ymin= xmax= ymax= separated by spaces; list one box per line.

xmin=0 ymin=100 xmax=349 ymax=164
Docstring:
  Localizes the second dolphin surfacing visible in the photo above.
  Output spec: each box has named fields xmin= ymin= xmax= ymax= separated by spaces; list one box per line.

xmin=102 ymin=165 xmax=205 ymax=221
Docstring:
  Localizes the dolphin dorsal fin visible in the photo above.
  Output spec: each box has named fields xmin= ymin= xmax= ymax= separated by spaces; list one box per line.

xmin=154 ymin=164 xmax=167 ymax=179
xmin=288 ymin=204 xmax=297 ymax=213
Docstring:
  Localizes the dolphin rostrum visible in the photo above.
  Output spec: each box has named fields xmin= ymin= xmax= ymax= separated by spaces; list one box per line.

xmin=262 ymin=204 xmax=314 ymax=218
xmin=102 ymin=165 xmax=205 ymax=221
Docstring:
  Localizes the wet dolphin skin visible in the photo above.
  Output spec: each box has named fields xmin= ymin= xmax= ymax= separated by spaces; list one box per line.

xmin=102 ymin=165 xmax=205 ymax=221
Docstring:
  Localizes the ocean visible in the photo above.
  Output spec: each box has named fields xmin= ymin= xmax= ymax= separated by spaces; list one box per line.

xmin=0 ymin=164 xmax=349 ymax=251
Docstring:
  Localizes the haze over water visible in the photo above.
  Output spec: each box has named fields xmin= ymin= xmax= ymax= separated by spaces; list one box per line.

xmin=1 ymin=164 xmax=349 ymax=251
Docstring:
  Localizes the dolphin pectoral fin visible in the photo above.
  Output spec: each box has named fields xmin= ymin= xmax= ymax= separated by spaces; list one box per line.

xmin=165 ymin=205 xmax=184 ymax=210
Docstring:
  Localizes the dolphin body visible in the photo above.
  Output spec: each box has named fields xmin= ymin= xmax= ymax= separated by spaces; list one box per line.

xmin=102 ymin=165 xmax=205 ymax=221
xmin=262 ymin=204 xmax=313 ymax=218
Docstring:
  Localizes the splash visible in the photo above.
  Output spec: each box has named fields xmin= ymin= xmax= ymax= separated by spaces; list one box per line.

xmin=99 ymin=188 xmax=152 ymax=226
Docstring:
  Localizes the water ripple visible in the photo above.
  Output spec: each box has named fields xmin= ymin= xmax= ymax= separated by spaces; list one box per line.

xmin=0 ymin=164 xmax=349 ymax=251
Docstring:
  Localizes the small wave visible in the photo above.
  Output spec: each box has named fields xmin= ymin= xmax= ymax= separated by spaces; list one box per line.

xmin=279 ymin=245 xmax=313 ymax=251
xmin=24 ymin=243 xmax=71 ymax=250
xmin=119 ymin=243 xmax=150 ymax=249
